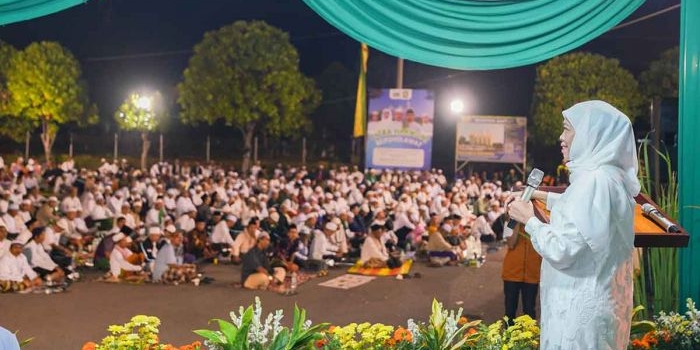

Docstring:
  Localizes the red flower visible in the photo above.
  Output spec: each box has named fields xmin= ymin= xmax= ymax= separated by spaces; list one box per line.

xmin=314 ymin=338 xmax=327 ymax=348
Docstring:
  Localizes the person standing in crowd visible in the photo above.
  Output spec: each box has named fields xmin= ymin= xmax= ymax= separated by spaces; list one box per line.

xmin=507 ymin=100 xmax=639 ymax=350
xmin=501 ymin=221 xmax=542 ymax=323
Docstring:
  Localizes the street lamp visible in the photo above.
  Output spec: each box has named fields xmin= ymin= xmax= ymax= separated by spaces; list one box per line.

xmin=450 ymin=99 xmax=465 ymax=114
xmin=136 ymin=95 xmax=152 ymax=110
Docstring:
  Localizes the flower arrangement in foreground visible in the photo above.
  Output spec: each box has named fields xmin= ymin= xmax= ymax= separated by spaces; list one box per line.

xmin=629 ymin=298 xmax=700 ymax=350
xmin=81 ymin=315 xmax=201 ymax=350
xmin=81 ymin=298 xmax=700 ymax=349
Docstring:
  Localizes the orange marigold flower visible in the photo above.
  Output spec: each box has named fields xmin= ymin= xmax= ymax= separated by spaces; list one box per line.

xmin=393 ymin=326 xmax=413 ymax=342
xmin=328 ymin=325 xmax=336 ymax=334
xmin=631 ymin=338 xmax=650 ymax=349
xmin=467 ymin=328 xmax=477 ymax=335
xmin=191 ymin=341 xmax=202 ymax=349
xmin=458 ymin=316 xmax=468 ymax=326
xmin=642 ymin=331 xmax=658 ymax=345
xmin=81 ymin=342 xmax=97 ymax=350
xmin=314 ymin=338 xmax=327 ymax=348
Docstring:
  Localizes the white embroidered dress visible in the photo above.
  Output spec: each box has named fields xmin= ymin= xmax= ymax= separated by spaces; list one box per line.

xmin=524 ymin=101 xmax=640 ymax=350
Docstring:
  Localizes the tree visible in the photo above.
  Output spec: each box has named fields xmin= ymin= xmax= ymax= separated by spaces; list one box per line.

xmin=639 ymin=46 xmax=678 ymax=99
xmin=531 ymin=52 xmax=643 ymax=145
xmin=6 ymin=41 xmax=97 ymax=163
xmin=114 ymin=91 xmax=167 ymax=171
xmin=177 ymin=20 xmax=320 ymax=172
xmin=0 ymin=41 xmax=33 ymax=143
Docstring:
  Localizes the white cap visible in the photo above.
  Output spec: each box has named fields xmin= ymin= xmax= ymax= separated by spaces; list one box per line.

xmin=165 ymin=224 xmax=177 ymax=234
xmin=112 ymin=232 xmax=126 ymax=242
xmin=148 ymin=227 xmax=162 ymax=235
xmin=225 ymin=215 xmax=237 ymax=222
xmin=324 ymin=222 xmax=338 ymax=231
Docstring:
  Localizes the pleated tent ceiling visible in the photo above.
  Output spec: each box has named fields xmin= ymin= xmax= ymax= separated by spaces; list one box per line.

xmin=302 ymin=0 xmax=644 ymax=70
xmin=0 ymin=0 xmax=86 ymax=25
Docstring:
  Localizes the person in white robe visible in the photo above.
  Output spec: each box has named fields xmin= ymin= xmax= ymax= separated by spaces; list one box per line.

xmin=0 ymin=241 xmax=42 ymax=292
xmin=507 ymin=100 xmax=639 ymax=350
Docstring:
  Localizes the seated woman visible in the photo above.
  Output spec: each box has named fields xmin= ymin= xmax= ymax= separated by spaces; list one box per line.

xmin=359 ymin=223 xmax=402 ymax=268
xmin=106 ymin=233 xmax=146 ymax=283
xmin=152 ymin=230 xmax=197 ymax=284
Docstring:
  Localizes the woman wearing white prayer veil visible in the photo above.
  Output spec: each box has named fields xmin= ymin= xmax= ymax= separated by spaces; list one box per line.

xmin=507 ymin=100 xmax=640 ymax=350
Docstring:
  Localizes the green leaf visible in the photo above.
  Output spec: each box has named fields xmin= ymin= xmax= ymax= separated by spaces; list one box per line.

xmin=233 ymin=307 xmax=254 ymax=350
xmin=193 ymin=329 xmax=225 ymax=344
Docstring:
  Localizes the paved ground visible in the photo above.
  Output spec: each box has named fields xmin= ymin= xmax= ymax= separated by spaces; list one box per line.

xmin=1 ymin=249 xmax=510 ymax=349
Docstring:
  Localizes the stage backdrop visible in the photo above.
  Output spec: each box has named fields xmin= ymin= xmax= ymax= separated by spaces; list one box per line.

xmin=455 ymin=116 xmax=527 ymax=164
xmin=365 ymin=89 xmax=434 ymax=170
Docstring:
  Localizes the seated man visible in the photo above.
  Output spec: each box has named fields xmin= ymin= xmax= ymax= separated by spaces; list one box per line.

xmin=426 ymin=223 xmax=460 ymax=266
xmin=138 ymin=226 xmax=165 ymax=273
xmin=107 ymin=233 xmax=146 ymax=282
xmin=231 ymin=218 xmax=259 ymax=264
xmin=310 ymin=222 xmax=342 ymax=265
xmin=152 ymin=230 xmax=197 ymax=284
xmin=210 ymin=215 xmax=237 ymax=259
xmin=241 ymin=232 xmax=285 ymax=290
xmin=24 ymin=227 xmax=67 ymax=285
xmin=0 ymin=240 xmax=42 ymax=293
xmin=359 ymin=223 xmax=402 ymax=268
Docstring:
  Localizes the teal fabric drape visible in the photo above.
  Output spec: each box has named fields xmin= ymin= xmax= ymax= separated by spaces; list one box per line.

xmin=303 ymin=0 xmax=644 ymax=70
xmin=0 ymin=0 xmax=87 ymax=26
xmin=678 ymin=0 xmax=700 ymax=309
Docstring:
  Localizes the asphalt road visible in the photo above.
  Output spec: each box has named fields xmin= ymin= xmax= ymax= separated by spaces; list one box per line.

xmin=1 ymin=248 xmax=510 ymax=349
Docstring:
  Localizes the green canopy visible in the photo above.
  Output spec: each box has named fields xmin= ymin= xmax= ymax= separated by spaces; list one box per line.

xmin=303 ymin=0 xmax=643 ymax=70
xmin=0 ymin=0 xmax=87 ymax=26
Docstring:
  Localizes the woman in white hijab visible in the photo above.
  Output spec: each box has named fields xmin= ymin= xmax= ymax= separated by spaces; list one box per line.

xmin=508 ymin=100 xmax=640 ymax=350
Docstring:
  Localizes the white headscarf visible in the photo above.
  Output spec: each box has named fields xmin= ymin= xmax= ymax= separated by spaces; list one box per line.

xmin=561 ymin=100 xmax=640 ymax=258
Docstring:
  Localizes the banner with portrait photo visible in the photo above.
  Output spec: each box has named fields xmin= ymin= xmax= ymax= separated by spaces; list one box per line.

xmin=365 ymin=89 xmax=434 ymax=170
xmin=455 ymin=116 xmax=527 ymax=163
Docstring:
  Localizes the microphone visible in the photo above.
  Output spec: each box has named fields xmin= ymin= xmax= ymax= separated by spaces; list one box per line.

xmin=507 ymin=168 xmax=544 ymax=229
xmin=641 ymin=203 xmax=680 ymax=233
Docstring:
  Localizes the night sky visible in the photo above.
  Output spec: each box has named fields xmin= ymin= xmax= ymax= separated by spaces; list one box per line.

xmin=0 ymin=0 xmax=681 ymax=174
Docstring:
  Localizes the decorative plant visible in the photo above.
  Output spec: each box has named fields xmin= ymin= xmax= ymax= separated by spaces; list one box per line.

xmin=321 ymin=322 xmax=396 ymax=349
xmin=194 ymin=296 xmax=329 ymax=350
xmin=13 ymin=330 xmax=33 ymax=348
xmin=81 ymin=315 xmax=200 ymax=350
xmin=463 ymin=315 xmax=538 ymax=350
xmin=634 ymin=138 xmax=680 ymax=318
xmin=409 ymin=299 xmax=480 ymax=350
xmin=629 ymin=298 xmax=700 ymax=350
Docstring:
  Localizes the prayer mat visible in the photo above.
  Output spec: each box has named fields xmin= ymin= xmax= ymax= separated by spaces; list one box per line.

xmin=347 ymin=259 xmax=413 ymax=276
xmin=318 ymin=274 xmax=376 ymax=290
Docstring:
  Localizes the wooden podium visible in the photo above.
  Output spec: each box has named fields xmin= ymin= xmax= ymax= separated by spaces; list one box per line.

xmin=532 ymin=186 xmax=689 ymax=248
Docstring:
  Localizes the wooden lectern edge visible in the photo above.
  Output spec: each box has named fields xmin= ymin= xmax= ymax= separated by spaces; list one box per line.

xmin=530 ymin=186 xmax=689 ymax=248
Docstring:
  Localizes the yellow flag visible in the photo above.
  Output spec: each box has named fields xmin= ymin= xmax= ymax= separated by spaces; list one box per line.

xmin=353 ymin=43 xmax=368 ymax=138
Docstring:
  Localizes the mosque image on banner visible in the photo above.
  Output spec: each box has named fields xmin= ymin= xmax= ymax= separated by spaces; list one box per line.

xmin=455 ymin=116 xmax=527 ymax=163
xmin=365 ymin=89 xmax=434 ymax=170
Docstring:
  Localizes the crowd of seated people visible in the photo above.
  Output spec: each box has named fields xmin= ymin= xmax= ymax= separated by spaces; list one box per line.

xmin=0 ymin=156 xmax=525 ymax=293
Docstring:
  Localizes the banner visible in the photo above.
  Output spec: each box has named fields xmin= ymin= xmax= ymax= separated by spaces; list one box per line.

xmin=455 ymin=115 xmax=527 ymax=163
xmin=365 ymin=89 xmax=434 ymax=170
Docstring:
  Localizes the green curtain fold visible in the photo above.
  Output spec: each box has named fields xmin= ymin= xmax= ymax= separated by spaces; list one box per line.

xmin=0 ymin=0 xmax=87 ymax=26
xmin=303 ymin=0 xmax=644 ymax=70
